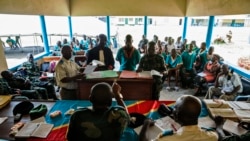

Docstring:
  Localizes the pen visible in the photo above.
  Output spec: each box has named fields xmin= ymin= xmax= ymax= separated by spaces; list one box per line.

xmin=171 ymin=124 xmax=177 ymax=132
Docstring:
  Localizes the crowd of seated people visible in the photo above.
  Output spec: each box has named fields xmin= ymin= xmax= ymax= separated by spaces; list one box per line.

xmin=1 ymin=53 xmax=58 ymax=100
xmin=3 ymin=32 xmax=247 ymax=102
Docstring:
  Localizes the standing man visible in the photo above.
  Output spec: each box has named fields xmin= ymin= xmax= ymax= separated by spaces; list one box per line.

xmin=137 ymin=41 xmax=166 ymax=100
xmin=116 ymin=34 xmax=141 ymax=71
xmin=205 ymin=64 xmax=242 ymax=101
xmin=55 ymin=45 xmax=84 ymax=100
xmin=87 ymin=34 xmax=115 ymax=71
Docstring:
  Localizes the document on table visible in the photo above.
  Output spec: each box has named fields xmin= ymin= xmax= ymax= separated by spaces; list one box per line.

xmin=86 ymin=70 xmax=118 ymax=79
xmin=134 ymin=116 xmax=180 ymax=140
xmin=228 ymin=101 xmax=250 ymax=110
xmin=198 ymin=116 xmax=216 ymax=128
xmin=119 ymin=70 xmax=138 ymax=78
xmin=223 ymin=119 xmax=248 ymax=136
xmin=92 ymin=60 xmax=105 ymax=66
xmin=84 ymin=65 xmax=97 ymax=74
xmin=15 ymin=122 xmax=53 ymax=138
xmin=138 ymin=71 xmax=152 ymax=79
xmin=233 ymin=109 xmax=250 ymax=119
xmin=203 ymin=99 xmax=230 ymax=108
xmin=0 ymin=117 xmax=7 ymax=124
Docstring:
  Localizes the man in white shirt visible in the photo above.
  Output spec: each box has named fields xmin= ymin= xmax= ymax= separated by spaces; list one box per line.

xmin=205 ymin=64 xmax=243 ymax=101
xmin=55 ymin=45 xmax=84 ymax=100
xmin=139 ymin=95 xmax=218 ymax=141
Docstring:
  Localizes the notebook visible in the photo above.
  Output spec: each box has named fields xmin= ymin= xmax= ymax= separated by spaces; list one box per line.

xmin=15 ymin=122 xmax=53 ymax=138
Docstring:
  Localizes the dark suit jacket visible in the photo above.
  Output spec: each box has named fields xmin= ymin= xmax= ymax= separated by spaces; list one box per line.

xmin=86 ymin=45 xmax=115 ymax=70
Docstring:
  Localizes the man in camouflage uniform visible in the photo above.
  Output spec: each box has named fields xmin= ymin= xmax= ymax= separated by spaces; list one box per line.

xmin=137 ymin=41 xmax=167 ymax=100
xmin=1 ymin=70 xmax=47 ymax=99
xmin=17 ymin=53 xmax=58 ymax=100
xmin=67 ymin=82 xmax=129 ymax=141
xmin=19 ymin=53 xmax=40 ymax=79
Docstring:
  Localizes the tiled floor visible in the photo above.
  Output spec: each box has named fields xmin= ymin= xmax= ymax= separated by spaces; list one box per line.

xmin=160 ymin=82 xmax=200 ymax=101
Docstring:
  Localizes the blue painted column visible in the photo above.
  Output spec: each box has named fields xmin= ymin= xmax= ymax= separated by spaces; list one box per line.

xmin=39 ymin=15 xmax=50 ymax=53
xmin=182 ymin=17 xmax=188 ymax=41
xmin=106 ymin=16 xmax=111 ymax=42
xmin=68 ymin=16 xmax=73 ymax=40
xmin=144 ymin=16 xmax=148 ymax=37
xmin=206 ymin=16 xmax=215 ymax=48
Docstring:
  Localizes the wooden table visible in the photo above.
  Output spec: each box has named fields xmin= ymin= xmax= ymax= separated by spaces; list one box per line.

xmin=0 ymin=100 xmax=55 ymax=141
xmin=77 ymin=77 xmax=154 ymax=100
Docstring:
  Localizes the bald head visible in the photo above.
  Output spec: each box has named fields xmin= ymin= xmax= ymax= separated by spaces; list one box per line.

xmin=174 ymin=95 xmax=201 ymax=125
xmin=90 ymin=82 xmax=113 ymax=109
xmin=61 ymin=45 xmax=72 ymax=60
xmin=221 ymin=64 xmax=229 ymax=74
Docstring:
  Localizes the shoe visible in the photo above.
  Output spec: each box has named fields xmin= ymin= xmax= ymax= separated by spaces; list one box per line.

xmin=174 ymin=86 xmax=179 ymax=91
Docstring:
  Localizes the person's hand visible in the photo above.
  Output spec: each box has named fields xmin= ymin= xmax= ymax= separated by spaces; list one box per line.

xmin=214 ymin=116 xmax=224 ymax=128
xmin=108 ymin=65 xmax=114 ymax=70
xmin=74 ymin=73 xmax=85 ymax=79
xmin=112 ymin=80 xmax=121 ymax=93
xmin=15 ymin=89 xmax=21 ymax=94
xmin=225 ymin=92 xmax=232 ymax=95
xmin=24 ymin=79 xmax=30 ymax=86
xmin=143 ymin=118 xmax=155 ymax=127
xmin=112 ymin=80 xmax=122 ymax=99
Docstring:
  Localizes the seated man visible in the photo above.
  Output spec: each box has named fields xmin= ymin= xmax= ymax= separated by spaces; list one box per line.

xmin=116 ymin=34 xmax=141 ymax=71
xmin=205 ymin=64 xmax=243 ymax=101
xmin=1 ymin=70 xmax=47 ymax=99
xmin=18 ymin=53 xmax=40 ymax=79
xmin=139 ymin=95 xmax=218 ymax=141
xmin=86 ymin=34 xmax=115 ymax=71
xmin=165 ymin=48 xmax=183 ymax=91
xmin=67 ymin=82 xmax=130 ymax=141
xmin=137 ymin=41 xmax=167 ymax=100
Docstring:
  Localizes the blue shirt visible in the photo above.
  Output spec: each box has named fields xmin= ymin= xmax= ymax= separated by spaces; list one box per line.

xmin=181 ymin=51 xmax=196 ymax=70
xmin=165 ymin=54 xmax=183 ymax=68
xmin=116 ymin=47 xmax=141 ymax=71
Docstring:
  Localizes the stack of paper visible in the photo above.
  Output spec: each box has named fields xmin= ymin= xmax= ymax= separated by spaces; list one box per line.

xmin=208 ymin=108 xmax=238 ymax=121
xmin=203 ymin=99 xmax=230 ymax=108
xmin=119 ymin=70 xmax=138 ymax=79
xmin=204 ymin=99 xmax=239 ymax=121
xmin=86 ymin=70 xmax=118 ymax=79
xmin=134 ymin=116 xmax=180 ymax=140
xmin=223 ymin=119 xmax=248 ymax=136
